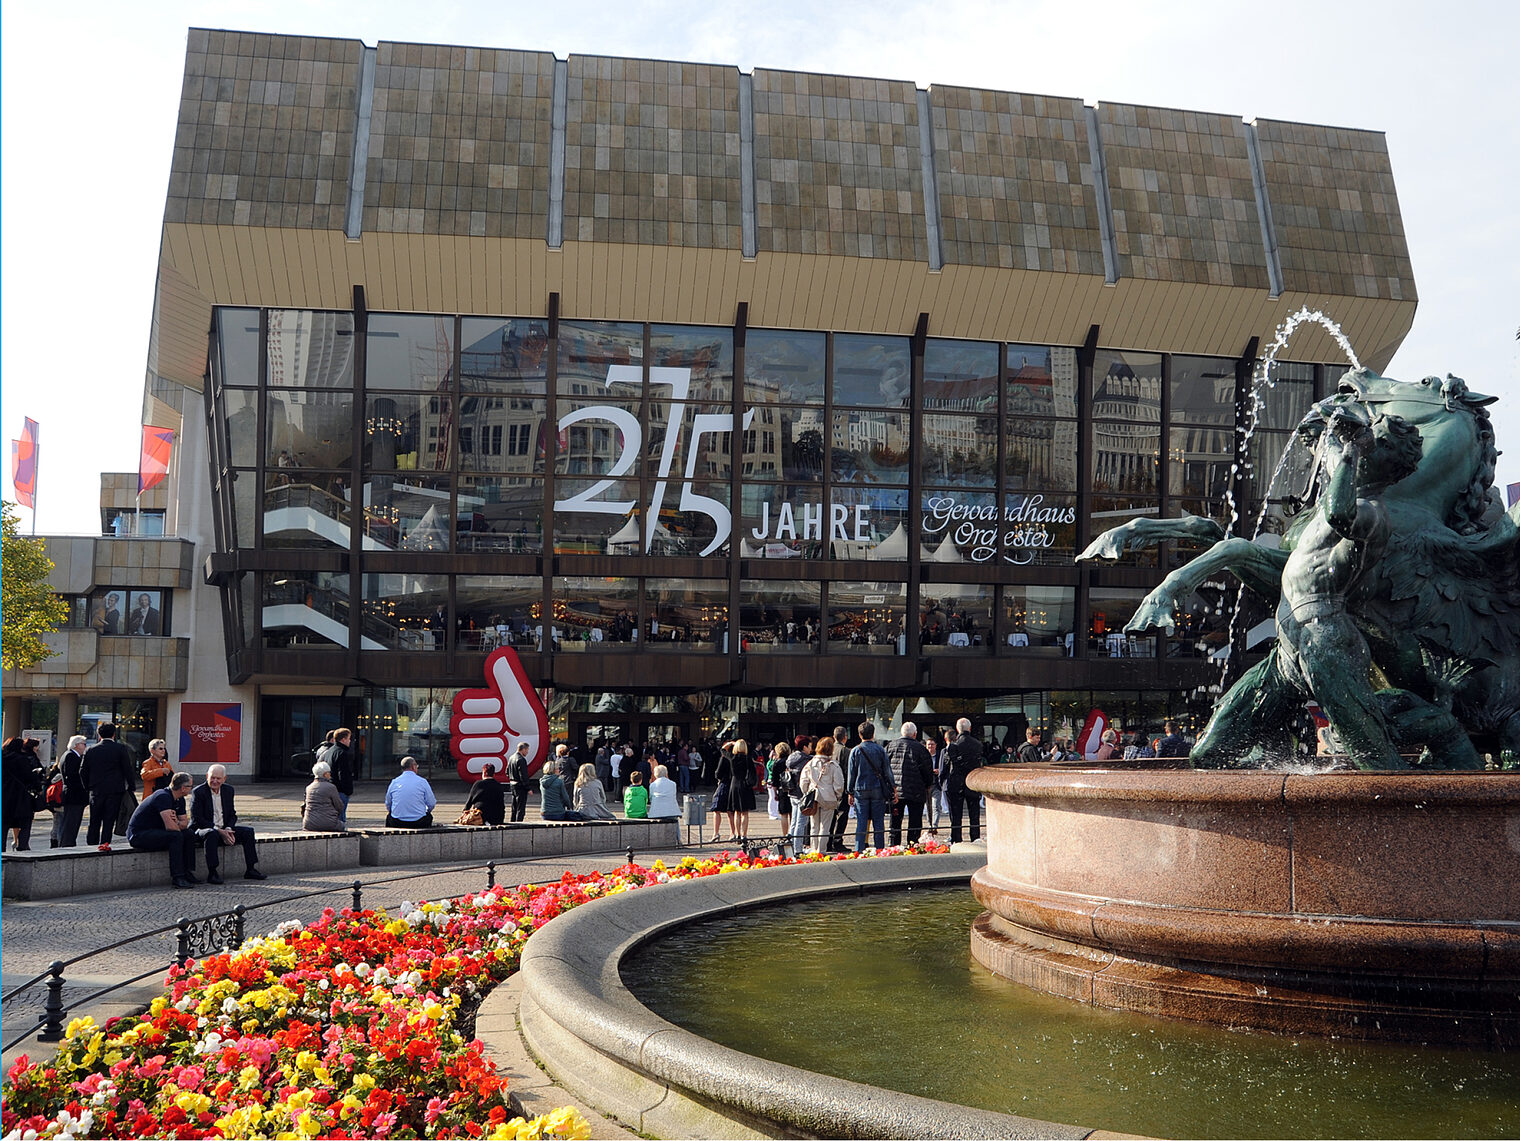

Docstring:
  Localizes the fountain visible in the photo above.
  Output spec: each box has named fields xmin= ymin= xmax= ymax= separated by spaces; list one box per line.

xmin=970 ymin=342 xmax=1520 ymax=1046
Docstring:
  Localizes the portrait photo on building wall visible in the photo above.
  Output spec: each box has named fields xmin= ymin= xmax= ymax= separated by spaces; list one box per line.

xmin=111 ymin=588 xmax=167 ymax=636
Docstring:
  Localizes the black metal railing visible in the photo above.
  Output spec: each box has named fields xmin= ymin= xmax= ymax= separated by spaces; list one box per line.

xmin=0 ymin=855 xmax=569 ymax=1053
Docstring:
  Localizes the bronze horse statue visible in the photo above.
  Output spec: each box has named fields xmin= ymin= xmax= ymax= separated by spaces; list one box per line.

xmin=1081 ymin=369 xmax=1520 ymax=767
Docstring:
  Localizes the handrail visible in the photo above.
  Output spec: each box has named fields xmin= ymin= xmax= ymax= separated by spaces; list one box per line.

xmin=0 ymin=854 xmax=560 ymax=1049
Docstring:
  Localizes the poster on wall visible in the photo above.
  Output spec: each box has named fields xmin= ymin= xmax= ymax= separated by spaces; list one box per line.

xmin=179 ymin=703 xmax=242 ymax=767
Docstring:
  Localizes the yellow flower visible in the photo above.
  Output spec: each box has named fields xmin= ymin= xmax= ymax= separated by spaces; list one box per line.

xmin=238 ymin=1064 xmax=263 ymax=1088
xmin=64 ymin=1016 xmax=97 ymax=1040
xmin=314 ymin=1065 xmax=333 ymax=1085
xmin=286 ymin=1087 xmax=315 ymax=1113
xmin=296 ymin=1108 xmax=324 ymax=1136
xmin=295 ymin=1050 xmax=320 ymax=1072
xmin=353 ymin=1073 xmax=376 ymax=1091
xmin=176 ymin=1090 xmax=214 ymax=1115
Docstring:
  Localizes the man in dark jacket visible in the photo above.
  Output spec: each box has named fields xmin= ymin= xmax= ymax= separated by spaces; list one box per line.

xmin=328 ymin=728 xmax=356 ymax=826
xmin=190 ymin=765 xmax=266 ymax=883
xmin=885 ymin=721 xmax=935 ymax=845
xmin=1156 ymin=720 xmax=1190 ymax=759
xmin=81 ymin=723 xmax=135 ymax=850
xmin=52 ymin=735 xmax=91 ymax=847
xmin=943 ymin=717 xmax=985 ymax=844
xmin=845 ymin=721 xmax=895 ymax=852
xmin=1016 ymin=727 xmax=1045 ymax=764
xmin=507 ymin=742 xmax=532 ymax=822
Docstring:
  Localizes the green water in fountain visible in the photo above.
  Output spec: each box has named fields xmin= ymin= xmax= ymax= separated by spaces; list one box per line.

xmin=623 ymin=888 xmax=1520 ymax=1139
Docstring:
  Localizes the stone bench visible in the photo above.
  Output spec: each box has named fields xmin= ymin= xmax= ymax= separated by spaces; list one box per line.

xmin=354 ymin=818 xmax=680 ymax=866
xmin=1 ymin=831 xmax=362 ymax=901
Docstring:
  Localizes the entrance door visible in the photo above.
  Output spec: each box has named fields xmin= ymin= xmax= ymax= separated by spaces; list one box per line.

xmin=260 ymin=696 xmax=347 ymax=779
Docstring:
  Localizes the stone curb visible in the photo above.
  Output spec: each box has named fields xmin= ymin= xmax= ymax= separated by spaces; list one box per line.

xmin=516 ymin=852 xmax=1097 ymax=1140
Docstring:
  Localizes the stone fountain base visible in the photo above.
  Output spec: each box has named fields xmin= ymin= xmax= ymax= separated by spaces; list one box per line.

xmin=966 ymin=764 xmax=1520 ymax=1047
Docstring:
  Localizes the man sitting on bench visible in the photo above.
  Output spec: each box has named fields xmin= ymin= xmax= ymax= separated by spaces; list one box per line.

xmin=190 ymin=764 xmax=267 ymax=883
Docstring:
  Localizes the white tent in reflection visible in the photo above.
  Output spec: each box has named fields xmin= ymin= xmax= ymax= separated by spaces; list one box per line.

xmin=401 ymin=504 xmax=451 ymax=551
xmin=927 ymin=537 xmax=980 ymax=600
xmin=606 ymin=513 xmax=674 ymax=555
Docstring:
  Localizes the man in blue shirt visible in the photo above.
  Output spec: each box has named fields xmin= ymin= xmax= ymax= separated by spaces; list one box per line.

xmin=384 ymin=756 xmax=437 ymax=828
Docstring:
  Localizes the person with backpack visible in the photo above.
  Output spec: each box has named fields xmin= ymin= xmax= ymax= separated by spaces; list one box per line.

xmin=845 ymin=721 xmax=895 ymax=852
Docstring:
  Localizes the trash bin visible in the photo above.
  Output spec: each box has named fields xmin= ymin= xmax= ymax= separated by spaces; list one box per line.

xmin=680 ymin=795 xmax=707 ymax=845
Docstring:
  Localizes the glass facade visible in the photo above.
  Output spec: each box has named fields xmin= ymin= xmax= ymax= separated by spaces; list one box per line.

xmin=204 ymin=304 xmax=1336 ymax=699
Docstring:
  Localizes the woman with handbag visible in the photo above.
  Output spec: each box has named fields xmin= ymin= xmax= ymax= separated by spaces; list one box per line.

xmin=799 ymin=737 xmax=844 ymax=854
xmin=140 ymin=739 xmax=175 ymax=802
xmin=461 ymin=762 xmax=506 ymax=825
xmin=2 ymin=737 xmax=45 ymax=852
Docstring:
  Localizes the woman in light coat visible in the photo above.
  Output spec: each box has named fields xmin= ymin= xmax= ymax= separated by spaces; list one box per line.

xmin=800 ymin=736 xmax=845 ymax=853
xmin=573 ymin=762 xmax=617 ymax=820
xmin=303 ymin=760 xmax=346 ymax=832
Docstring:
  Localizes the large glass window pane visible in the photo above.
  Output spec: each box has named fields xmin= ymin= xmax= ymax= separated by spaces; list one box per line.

xmin=650 ymin=325 xmax=734 ymax=404
xmin=457 ymin=476 xmax=543 ymax=553
xmin=552 ymin=482 xmax=643 ymax=554
xmin=924 ymin=339 xmax=997 ymax=412
xmin=361 ymin=572 xmax=448 ymax=650
xmin=1169 ymin=425 xmax=1236 ymax=498
xmin=831 ymin=410 xmax=910 ymax=484
xmin=1089 ymin=497 xmax=1160 ymax=567
xmin=1093 ymin=350 xmax=1161 ymax=423
xmin=1087 ymin=588 xmax=1156 ymax=657
xmin=366 ymin=314 xmax=455 ymax=392
xmin=1250 ymin=430 xmax=1316 ymax=502
xmin=558 ymin=321 xmax=642 ymax=396
xmin=363 ymin=475 xmax=452 ymax=552
xmin=745 ymin=329 xmax=825 ymax=405
xmin=918 ymin=583 xmax=992 ymax=652
xmin=364 ymin=393 xmax=451 ymax=470
xmin=232 ymin=470 xmax=255 ymax=548
xmin=661 ymin=481 xmax=733 ymax=556
xmin=1092 ymin=422 xmax=1160 ymax=494
xmin=216 ymin=308 xmax=261 ymax=388
xmin=267 ymin=310 xmax=355 ymax=387
xmin=1254 ymin=362 xmax=1315 ymax=429
xmin=552 ymin=576 xmax=637 ymax=647
xmin=1007 ymin=344 xmax=1078 ymax=418
xmin=1001 ymin=585 xmax=1075 ymax=653
xmin=739 ymin=484 xmax=826 ymax=558
xmin=921 ymin=413 xmax=997 ymax=488
xmin=743 ymin=406 xmax=824 ymax=482
xmin=223 ymin=389 xmax=258 ymax=466
xmin=1005 ymin=419 xmax=1080 ymax=491
xmin=262 ymin=571 xmax=351 ymax=649
xmin=268 ymin=390 xmax=354 ymax=469
xmin=1000 ymin=492 xmax=1078 ymax=566
xmin=455 ymin=575 xmax=542 ymax=652
xmin=646 ymin=578 xmax=727 ymax=651
xmin=832 ymin=334 xmax=911 ymax=408
xmin=921 ymin=490 xmax=998 ymax=563
xmin=461 ymin=317 xmax=551 ymax=391
xmin=553 ymin=395 xmax=642 ymax=477
xmin=458 ymin=392 xmax=546 ymax=474
xmin=837 ymin=487 xmax=910 ymax=560
xmin=263 ymin=474 xmax=353 ymax=550
xmin=738 ymin=580 xmax=820 ymax=652
xmin=828 ymin=581 xmax=906 ymax=653
xmin=1170 ymin=355 xmax=1237 ymax=425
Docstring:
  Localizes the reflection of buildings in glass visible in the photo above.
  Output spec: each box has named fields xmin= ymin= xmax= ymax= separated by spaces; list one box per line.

xmin=267 ymin=310 xmax=353 ymax=387
xmin=1093 ymin=360 xmax=1161 ymax=494
xmin=832 ymin=410 xmax=907 ymax=478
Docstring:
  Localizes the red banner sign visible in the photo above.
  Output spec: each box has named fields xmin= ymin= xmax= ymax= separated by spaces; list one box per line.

xmin=179 ymin=702 xmax=242 ymax=767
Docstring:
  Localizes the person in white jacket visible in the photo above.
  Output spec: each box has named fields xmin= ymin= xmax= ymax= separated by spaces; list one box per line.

xmin=799 ymin=737 xmax=845 ymax=853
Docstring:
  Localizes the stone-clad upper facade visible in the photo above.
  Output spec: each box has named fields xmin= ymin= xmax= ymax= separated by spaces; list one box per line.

xmin=166 ymin=28 xmax=1415 ymax=306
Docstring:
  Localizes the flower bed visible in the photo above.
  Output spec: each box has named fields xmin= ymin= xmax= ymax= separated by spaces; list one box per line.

xmin=3 ymin=843 xmax=946 ymax=1139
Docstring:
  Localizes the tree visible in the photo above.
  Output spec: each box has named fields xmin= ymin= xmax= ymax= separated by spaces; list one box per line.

xmin=1 ymin=500 xmax=68 ymax=671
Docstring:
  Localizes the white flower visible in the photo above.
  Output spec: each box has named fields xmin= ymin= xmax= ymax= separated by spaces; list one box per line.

xmin=353 ymin=962 xmax=371 ymax=979
xmin=221 ymin=997 xmax=240 ymax=1014
xmin=318 ymin=979 xmax=329 ymax=991
xmin=406 ymin=970 xmax=423 ymax=988
xmin=372 ymin=967 xmax=391 ymax=985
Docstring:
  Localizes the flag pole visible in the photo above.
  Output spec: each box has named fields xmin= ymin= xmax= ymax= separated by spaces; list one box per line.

xmin=31 ymin=439 xmax=38 ymax=536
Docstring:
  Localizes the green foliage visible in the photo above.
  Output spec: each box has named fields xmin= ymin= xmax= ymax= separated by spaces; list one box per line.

xmin=1 ymin=501 xmax=68 ymax=671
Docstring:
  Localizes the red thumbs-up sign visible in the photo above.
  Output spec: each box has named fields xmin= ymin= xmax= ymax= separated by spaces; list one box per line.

xmin=450 ymin=647 xmax=549 ymax=782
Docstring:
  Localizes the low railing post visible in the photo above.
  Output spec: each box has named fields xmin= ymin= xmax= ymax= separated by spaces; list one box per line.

xmin=486 ymin=861 xmax=497 ymax=890
xmin=626 ymin=846 xmax=635 ymax=866
xmin=232 ymin=904 xmax=247 ymax=951
xmin=38 ymin=961 xmax=66 ymax=1042
xmin=175 ymin=918 xmax=191 ymax=967
xmin=352 ymin=881 xmax=363 ymax=912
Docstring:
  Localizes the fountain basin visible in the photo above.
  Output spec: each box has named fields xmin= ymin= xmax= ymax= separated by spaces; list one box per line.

xmin=966 ymin=764 xmax=1520 ymax=1046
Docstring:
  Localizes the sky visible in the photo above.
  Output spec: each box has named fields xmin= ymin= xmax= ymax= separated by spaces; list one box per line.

xmin=4 ymin=0 xmax=1517 ymax=534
